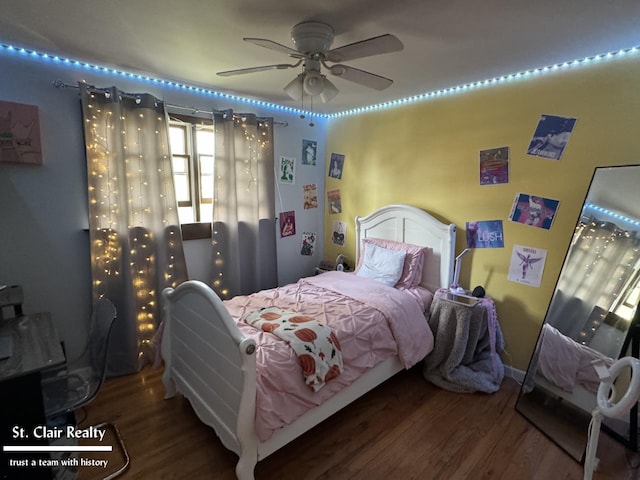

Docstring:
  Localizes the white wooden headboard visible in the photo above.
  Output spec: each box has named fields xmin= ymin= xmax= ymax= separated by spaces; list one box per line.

xmin=355 ymin=204 xmax=456 ymax=293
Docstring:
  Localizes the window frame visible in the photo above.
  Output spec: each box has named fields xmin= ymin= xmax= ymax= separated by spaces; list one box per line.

xmin=168 ymin=113 xmax=214 ymax=241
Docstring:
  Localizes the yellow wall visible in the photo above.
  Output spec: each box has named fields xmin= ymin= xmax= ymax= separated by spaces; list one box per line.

xmin=324 ymin=54 xmax=640 ymax=372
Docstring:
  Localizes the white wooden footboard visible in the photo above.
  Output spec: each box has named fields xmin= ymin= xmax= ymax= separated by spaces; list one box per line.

xmin=161 ymin=281 xmax=259 ymax=479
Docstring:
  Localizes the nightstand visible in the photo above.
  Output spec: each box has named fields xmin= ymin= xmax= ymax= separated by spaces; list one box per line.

xmin=423 ymin=288 xmax=505 ymax=393
xmin=314 ymin=266 xmax=333 ymax=275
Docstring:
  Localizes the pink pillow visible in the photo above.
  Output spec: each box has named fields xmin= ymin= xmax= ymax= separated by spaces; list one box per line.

xmin=357 ymin=238 xmax=428 ymax=288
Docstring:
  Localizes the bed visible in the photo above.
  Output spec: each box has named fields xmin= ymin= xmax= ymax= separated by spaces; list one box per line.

xmin=160 ymin=204 xmax=456 ymax=479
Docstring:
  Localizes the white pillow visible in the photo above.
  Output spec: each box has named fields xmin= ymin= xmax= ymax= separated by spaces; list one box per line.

xmin=356 ymin=242 xmax=406 ymax=287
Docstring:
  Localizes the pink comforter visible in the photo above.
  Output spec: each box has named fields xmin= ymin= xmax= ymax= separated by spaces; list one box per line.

xmin=224 ymin=271 xmax=434 ymax=441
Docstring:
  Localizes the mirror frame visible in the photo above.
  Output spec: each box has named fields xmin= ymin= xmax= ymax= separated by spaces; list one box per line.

xmin=515 ymin=164 xmax=640 ymax=462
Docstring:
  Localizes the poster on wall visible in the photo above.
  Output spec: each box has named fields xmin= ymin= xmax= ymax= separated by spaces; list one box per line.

xmin=526 ymin=114 xmax=577 ymax=160
xmin=0 ymin=100 xmax=42 ymax=165
xmin=279 ymin=156 xmax=296 ymax=184
xmin=279 ymin=211 xmax=296 ymax=237
xmin=332 ymin=220 xmax=347 ymax=246
xmin=466 ymin=220 xmax=504 ymax=248
xmin=479 ymin=146 xmax=509 ymax=185
xmin=508 ymin=244 xmax=547 ymax=288
xmin=303 ymin=183 xmax=318 ymax=209
xmin=328 ymin=153 xmax=345 ymax=179
xmin=327 ymin=189 xmax=342 ymax=214
xmin=301 ymin=232 xmax=316 ymax=256
xmin=509 ymin=193 xmax=559 ymax=230
xmin=302 ymin=139 xmax=317 ymax=165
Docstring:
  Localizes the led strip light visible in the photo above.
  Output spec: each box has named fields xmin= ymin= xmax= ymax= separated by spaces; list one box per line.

xmin=1 ymin=42 xmax=638 ymax=119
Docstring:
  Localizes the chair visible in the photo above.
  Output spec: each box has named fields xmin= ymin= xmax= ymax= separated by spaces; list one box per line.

xmin=41 ymin=298 xmax=130 ymax=480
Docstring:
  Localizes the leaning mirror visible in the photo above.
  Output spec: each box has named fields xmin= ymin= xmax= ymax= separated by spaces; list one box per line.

xmin=516 ymin=164 xmax=640 ymax=462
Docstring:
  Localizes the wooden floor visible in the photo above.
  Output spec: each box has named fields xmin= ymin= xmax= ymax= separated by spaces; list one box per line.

xmin=73 ymin=366 xmax=640 ymax=480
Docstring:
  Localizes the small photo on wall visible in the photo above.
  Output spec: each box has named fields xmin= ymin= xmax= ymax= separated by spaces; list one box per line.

xmin=509 ymin=193 xmax=559 ymax=230
xmin=508 ymin=244 xmax=547 ymax=288
xmin=526 ymin=114 xmax=577 ymax=160
xmin=327 ymin=189 xmax=342 ymax=214
xmin=279 ymin=211 xmax=296 ymax=237
xmin=479 ymin=146 xmax=509 ymax=185
xmin=303 ymin=183 xmax=318 ymax=209
xmin=279 ymin=156 xmax=296 ymax=184
xmin=301 ymin=232 xmax=316 ymax=256
xmin=302 ymin=139 xmax=317 ymax=166
xmin=332 ymin=220 xmax=347 ymax=246
xmin=328 ymin=153 xmax=344 ymax=179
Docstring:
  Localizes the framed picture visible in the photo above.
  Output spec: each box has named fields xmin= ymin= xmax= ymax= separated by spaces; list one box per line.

xmin=301 ymin=139 xmax=317 ymax=165
xmin=279 ymin=156 xmax=296 ymax=184
xmin=0 ymin=100 xmax=43 ymax=165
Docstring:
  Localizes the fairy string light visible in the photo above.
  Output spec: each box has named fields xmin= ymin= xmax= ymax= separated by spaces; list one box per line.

xmin=82 ymin=84 xmax=186 ymax=368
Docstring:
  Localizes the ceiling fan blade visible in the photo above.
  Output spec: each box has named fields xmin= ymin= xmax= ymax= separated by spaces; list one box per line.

xmin=217 ymin=62 xmax=300 ymax=77
xmin=325 ymin=34 xmax=403 ymax=63
xmin=244 ymin=37 xmax=305 ymax=58
xmin=328 ymin=64 xmax=393 ymax=90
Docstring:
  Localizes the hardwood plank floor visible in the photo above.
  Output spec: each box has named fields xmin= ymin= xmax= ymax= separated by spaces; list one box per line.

xmin=72 ymin=366 xmax=639 ymax=480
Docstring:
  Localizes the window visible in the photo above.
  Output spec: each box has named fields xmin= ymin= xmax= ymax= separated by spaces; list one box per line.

xmin=168 ymin=115 xmax=214 ymax=229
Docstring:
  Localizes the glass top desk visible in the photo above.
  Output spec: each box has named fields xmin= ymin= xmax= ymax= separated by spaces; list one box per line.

xmin=0 ymin=312 xmax=65 ymax=381
xmin=0 ymin=312 xmax=66 ymax=479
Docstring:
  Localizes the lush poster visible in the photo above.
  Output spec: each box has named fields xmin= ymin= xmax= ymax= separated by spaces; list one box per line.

xmin=466 ymin=220 xmax=504 ymax=248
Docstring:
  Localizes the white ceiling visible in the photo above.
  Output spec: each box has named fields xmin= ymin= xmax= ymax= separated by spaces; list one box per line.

xmin=2 ymin=0 xmax=640 ymax=115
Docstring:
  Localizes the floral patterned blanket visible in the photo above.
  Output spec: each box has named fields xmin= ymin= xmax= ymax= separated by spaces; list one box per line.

xmin=242 ymin=306 xmax=343 ymax=392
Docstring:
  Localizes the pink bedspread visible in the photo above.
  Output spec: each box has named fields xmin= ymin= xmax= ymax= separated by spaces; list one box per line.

xmin=224 ymin=271 xmax=434 ymax=441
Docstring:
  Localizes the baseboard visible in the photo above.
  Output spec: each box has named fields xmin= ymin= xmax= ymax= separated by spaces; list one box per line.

xmin=504 ymin=364 xmax=526 ymax=386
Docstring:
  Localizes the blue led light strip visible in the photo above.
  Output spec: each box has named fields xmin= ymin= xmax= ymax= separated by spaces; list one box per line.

xmin=1 ymin=42 xmax=638 ymax=119
xmin=585 ymin=203 xmax=640 ymax=229
xmin=329 ymin=47 xmax=640 ymax=118
xmin=0 ymin=42 xmax=316 ymax=118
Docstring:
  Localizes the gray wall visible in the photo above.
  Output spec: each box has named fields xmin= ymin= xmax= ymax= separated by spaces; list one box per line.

xmin=0 ymin=51 xmax=327 ymax=361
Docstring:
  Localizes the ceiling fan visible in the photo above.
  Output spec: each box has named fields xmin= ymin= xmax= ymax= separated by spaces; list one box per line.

xmin=217 ymin=21 xmax=404 ymax=103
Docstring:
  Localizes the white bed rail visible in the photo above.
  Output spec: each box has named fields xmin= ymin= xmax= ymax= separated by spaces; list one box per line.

xmin=161 ymin=281 xmax=258 ymax=478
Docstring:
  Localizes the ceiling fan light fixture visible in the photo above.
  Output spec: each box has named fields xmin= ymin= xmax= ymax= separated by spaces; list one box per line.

xmin=302 ymin=70 xmax=325 ymax=96
xmin=284 ymin=73 xmax=304 ymax=101
xmin=319 ymin=78 xmax=339 ymax=103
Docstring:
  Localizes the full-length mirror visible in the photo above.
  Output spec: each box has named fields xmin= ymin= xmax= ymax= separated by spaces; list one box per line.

xmin=516 ymin=164 xmax=640 ymax=462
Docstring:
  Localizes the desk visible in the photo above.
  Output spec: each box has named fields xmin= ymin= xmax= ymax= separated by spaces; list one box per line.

xmin=1 ymin=313 xmax=65 ymax=480
xmin=423 ymin=289 xmax=505 ymax=393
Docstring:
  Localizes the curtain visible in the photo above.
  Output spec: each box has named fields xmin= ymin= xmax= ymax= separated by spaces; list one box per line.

xmin=80 ymin=83 xmax=188 ymax=375
xmin=211 ymin=110 xmax=277 ymax=298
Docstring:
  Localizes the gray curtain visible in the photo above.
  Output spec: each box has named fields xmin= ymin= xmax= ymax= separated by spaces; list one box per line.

xmin=80 ymin=83 xmax=188 ymax=375
xmin=211 ymin=110 xmax=277 ymax=298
